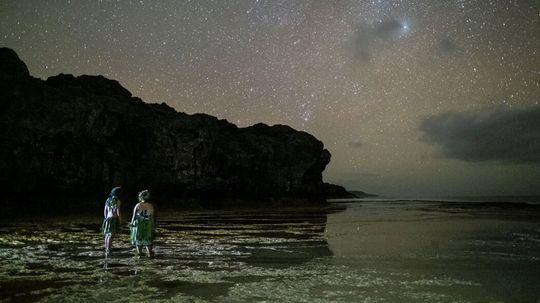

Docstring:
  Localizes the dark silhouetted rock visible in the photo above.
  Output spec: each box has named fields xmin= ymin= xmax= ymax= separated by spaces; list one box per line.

xmin=0 ymin=47 xmax=29 ymax=79
xmin=0 ymin=48 xmax=335 ymax=208
xmin=323 ymin=183 xmax=357 ymax=199
xmin=349 ymin=190 xmax=377 ymax=198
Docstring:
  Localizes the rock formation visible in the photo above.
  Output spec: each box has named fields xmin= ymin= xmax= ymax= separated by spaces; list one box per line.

xmin=322 ymin=183 xmax=358 ymax=199
xmin=0 ymin=47 xmax=333 ymax=208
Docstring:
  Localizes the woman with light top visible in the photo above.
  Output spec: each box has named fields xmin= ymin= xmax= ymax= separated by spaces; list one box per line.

xmin=130 ymin=190 xmax=155 ymax=257
xmin=101 ymin=186 xmax=122 ymax=256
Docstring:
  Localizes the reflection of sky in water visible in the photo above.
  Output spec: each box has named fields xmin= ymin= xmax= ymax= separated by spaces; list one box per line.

xmin=1 ymin=202 xmax=539 ymax=302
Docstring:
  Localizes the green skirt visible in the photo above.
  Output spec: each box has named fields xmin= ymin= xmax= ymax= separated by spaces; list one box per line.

xmin=130 ymin=218 xmax=155 ymax=246
xmin=101 ymin=217 xmax=119 ymax=235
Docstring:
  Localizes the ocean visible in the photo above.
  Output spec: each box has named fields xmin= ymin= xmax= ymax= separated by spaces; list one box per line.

xmin=1 ymin=197 xmax=539 ymax=302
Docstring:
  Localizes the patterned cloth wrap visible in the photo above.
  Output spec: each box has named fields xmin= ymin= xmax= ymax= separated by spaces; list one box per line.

xmin=101 ymin=197 xmax=120 ymax=235
xmin=130 ymin=209 xmax=155 ymax=246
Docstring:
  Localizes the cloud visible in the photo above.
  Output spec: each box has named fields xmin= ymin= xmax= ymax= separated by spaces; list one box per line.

xmin=348 ymin=140 xmax=364 ymax=148
xmin=419 ymin=106 xmax=540 ymax=164
xmin=352 ymin=19 xmax=406 ymax=62
xmin=353 ymin=29 xmax=373 ymax=61
xmin=439 ymin=36 xmax=460 ymax=55
xmin=439 ymin=37 xmax=457 ymax=53
xmin=375 ymin=20 xmax=404 ymax=37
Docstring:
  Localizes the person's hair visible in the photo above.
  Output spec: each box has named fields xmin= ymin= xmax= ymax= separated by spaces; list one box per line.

xmin=110 ymin=186 xmax=121 ymax=197
xmin=138 ymin=190 xmax=150 ymax=202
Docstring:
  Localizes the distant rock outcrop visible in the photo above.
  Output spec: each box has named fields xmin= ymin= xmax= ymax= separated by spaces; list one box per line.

xmin=0 ymin=47 xmax=333 ymax=207
xmin=322 ymin=183 xmax=357 ymax=199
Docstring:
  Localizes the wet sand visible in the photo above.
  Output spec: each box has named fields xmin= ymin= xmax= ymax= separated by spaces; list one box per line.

xmin=1 ymin=201 xmax=539 ymax=302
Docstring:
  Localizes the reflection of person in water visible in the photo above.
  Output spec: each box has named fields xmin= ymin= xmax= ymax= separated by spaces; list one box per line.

xmin=130 ymin=190 xmax=155 ymax=257
xmin=101 ymin=187 xmax=122 ymax=256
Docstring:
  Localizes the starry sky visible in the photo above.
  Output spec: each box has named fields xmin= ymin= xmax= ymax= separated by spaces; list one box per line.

xmin=1 ymin=0 xmax=540 ymax=197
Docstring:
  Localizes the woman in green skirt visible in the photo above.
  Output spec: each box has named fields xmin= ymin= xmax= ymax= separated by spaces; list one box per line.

xmin=102 ymin=186 xmax=122 ymax=256
xmin=130 ymin=190 xmax=155 ymax=257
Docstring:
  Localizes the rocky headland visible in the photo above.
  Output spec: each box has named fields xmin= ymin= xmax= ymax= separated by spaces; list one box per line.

xmin=0 ymin=47 xmax=347 ymax=211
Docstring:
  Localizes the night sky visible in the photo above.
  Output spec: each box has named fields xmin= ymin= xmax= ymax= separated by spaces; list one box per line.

xmin=1 ymin=0 xmax=539 ymax=197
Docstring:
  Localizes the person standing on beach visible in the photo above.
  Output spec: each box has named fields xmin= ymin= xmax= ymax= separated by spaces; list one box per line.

xmin=130 ymin=190 xmax=155 ymax=257
xmin=102 ymin=186 xmax=122 ymax=256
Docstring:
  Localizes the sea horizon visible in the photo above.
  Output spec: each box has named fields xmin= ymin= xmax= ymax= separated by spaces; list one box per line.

xmin=330 ymin=194 xmax=540 ymax=204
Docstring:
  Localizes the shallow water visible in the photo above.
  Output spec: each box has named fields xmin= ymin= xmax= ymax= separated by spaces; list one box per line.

xmin=1 ymin=201 xmax=539 ymax=302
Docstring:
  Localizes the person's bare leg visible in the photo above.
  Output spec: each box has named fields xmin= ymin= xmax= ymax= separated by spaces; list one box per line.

xmin=109 ymin=235 xmax=114 ymax=253
xmin=136 ymin=245 xmax=142 ymax=255
xmin=105 ymin=234 xmax=111 ymax=255
xmin=146 ymin=245 xmax=153 ymax=257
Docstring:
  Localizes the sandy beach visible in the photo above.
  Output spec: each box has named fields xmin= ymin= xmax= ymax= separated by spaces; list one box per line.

xmin=1 ymin=199 xmax=539 ymax=302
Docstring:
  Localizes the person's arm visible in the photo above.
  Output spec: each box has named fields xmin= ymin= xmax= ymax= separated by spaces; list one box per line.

xmin=103 ymin=204 xmax=107 ymax=218
xmin=130 ymin=203 xmax=139 ymax=224
xmin=117 ymin=200 xmax=122 ymax=222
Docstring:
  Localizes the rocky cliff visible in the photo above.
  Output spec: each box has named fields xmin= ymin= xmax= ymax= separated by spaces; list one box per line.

xmin=0 ymin=48 xmax=332 ymax=208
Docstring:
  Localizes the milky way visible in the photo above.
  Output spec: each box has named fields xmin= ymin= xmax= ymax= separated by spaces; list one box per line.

xmin=1 ymin=0 xmax=539 ymax=196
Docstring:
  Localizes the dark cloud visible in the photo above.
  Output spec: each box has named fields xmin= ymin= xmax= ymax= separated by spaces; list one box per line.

xmin=419 ymin=106 xmax=540 ymax=164
xmin=439 ymin=36 xmax=459 ymax=54
xmin=352 ymin=19 xmax=406 ymax=62
xmin=348 ymin=140 xmax=364 ymax=148
xmin=353 ymin=29 xmax=373 ymax=61
xmin=375 ymin=20 xmax=404 ymax=37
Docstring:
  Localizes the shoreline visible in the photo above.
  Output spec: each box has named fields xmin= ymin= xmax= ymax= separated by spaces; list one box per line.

xmin=328 ymin=195 xmax=540 ymax=204
xmin=1 ymin=198 xmax=346 ymax=221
